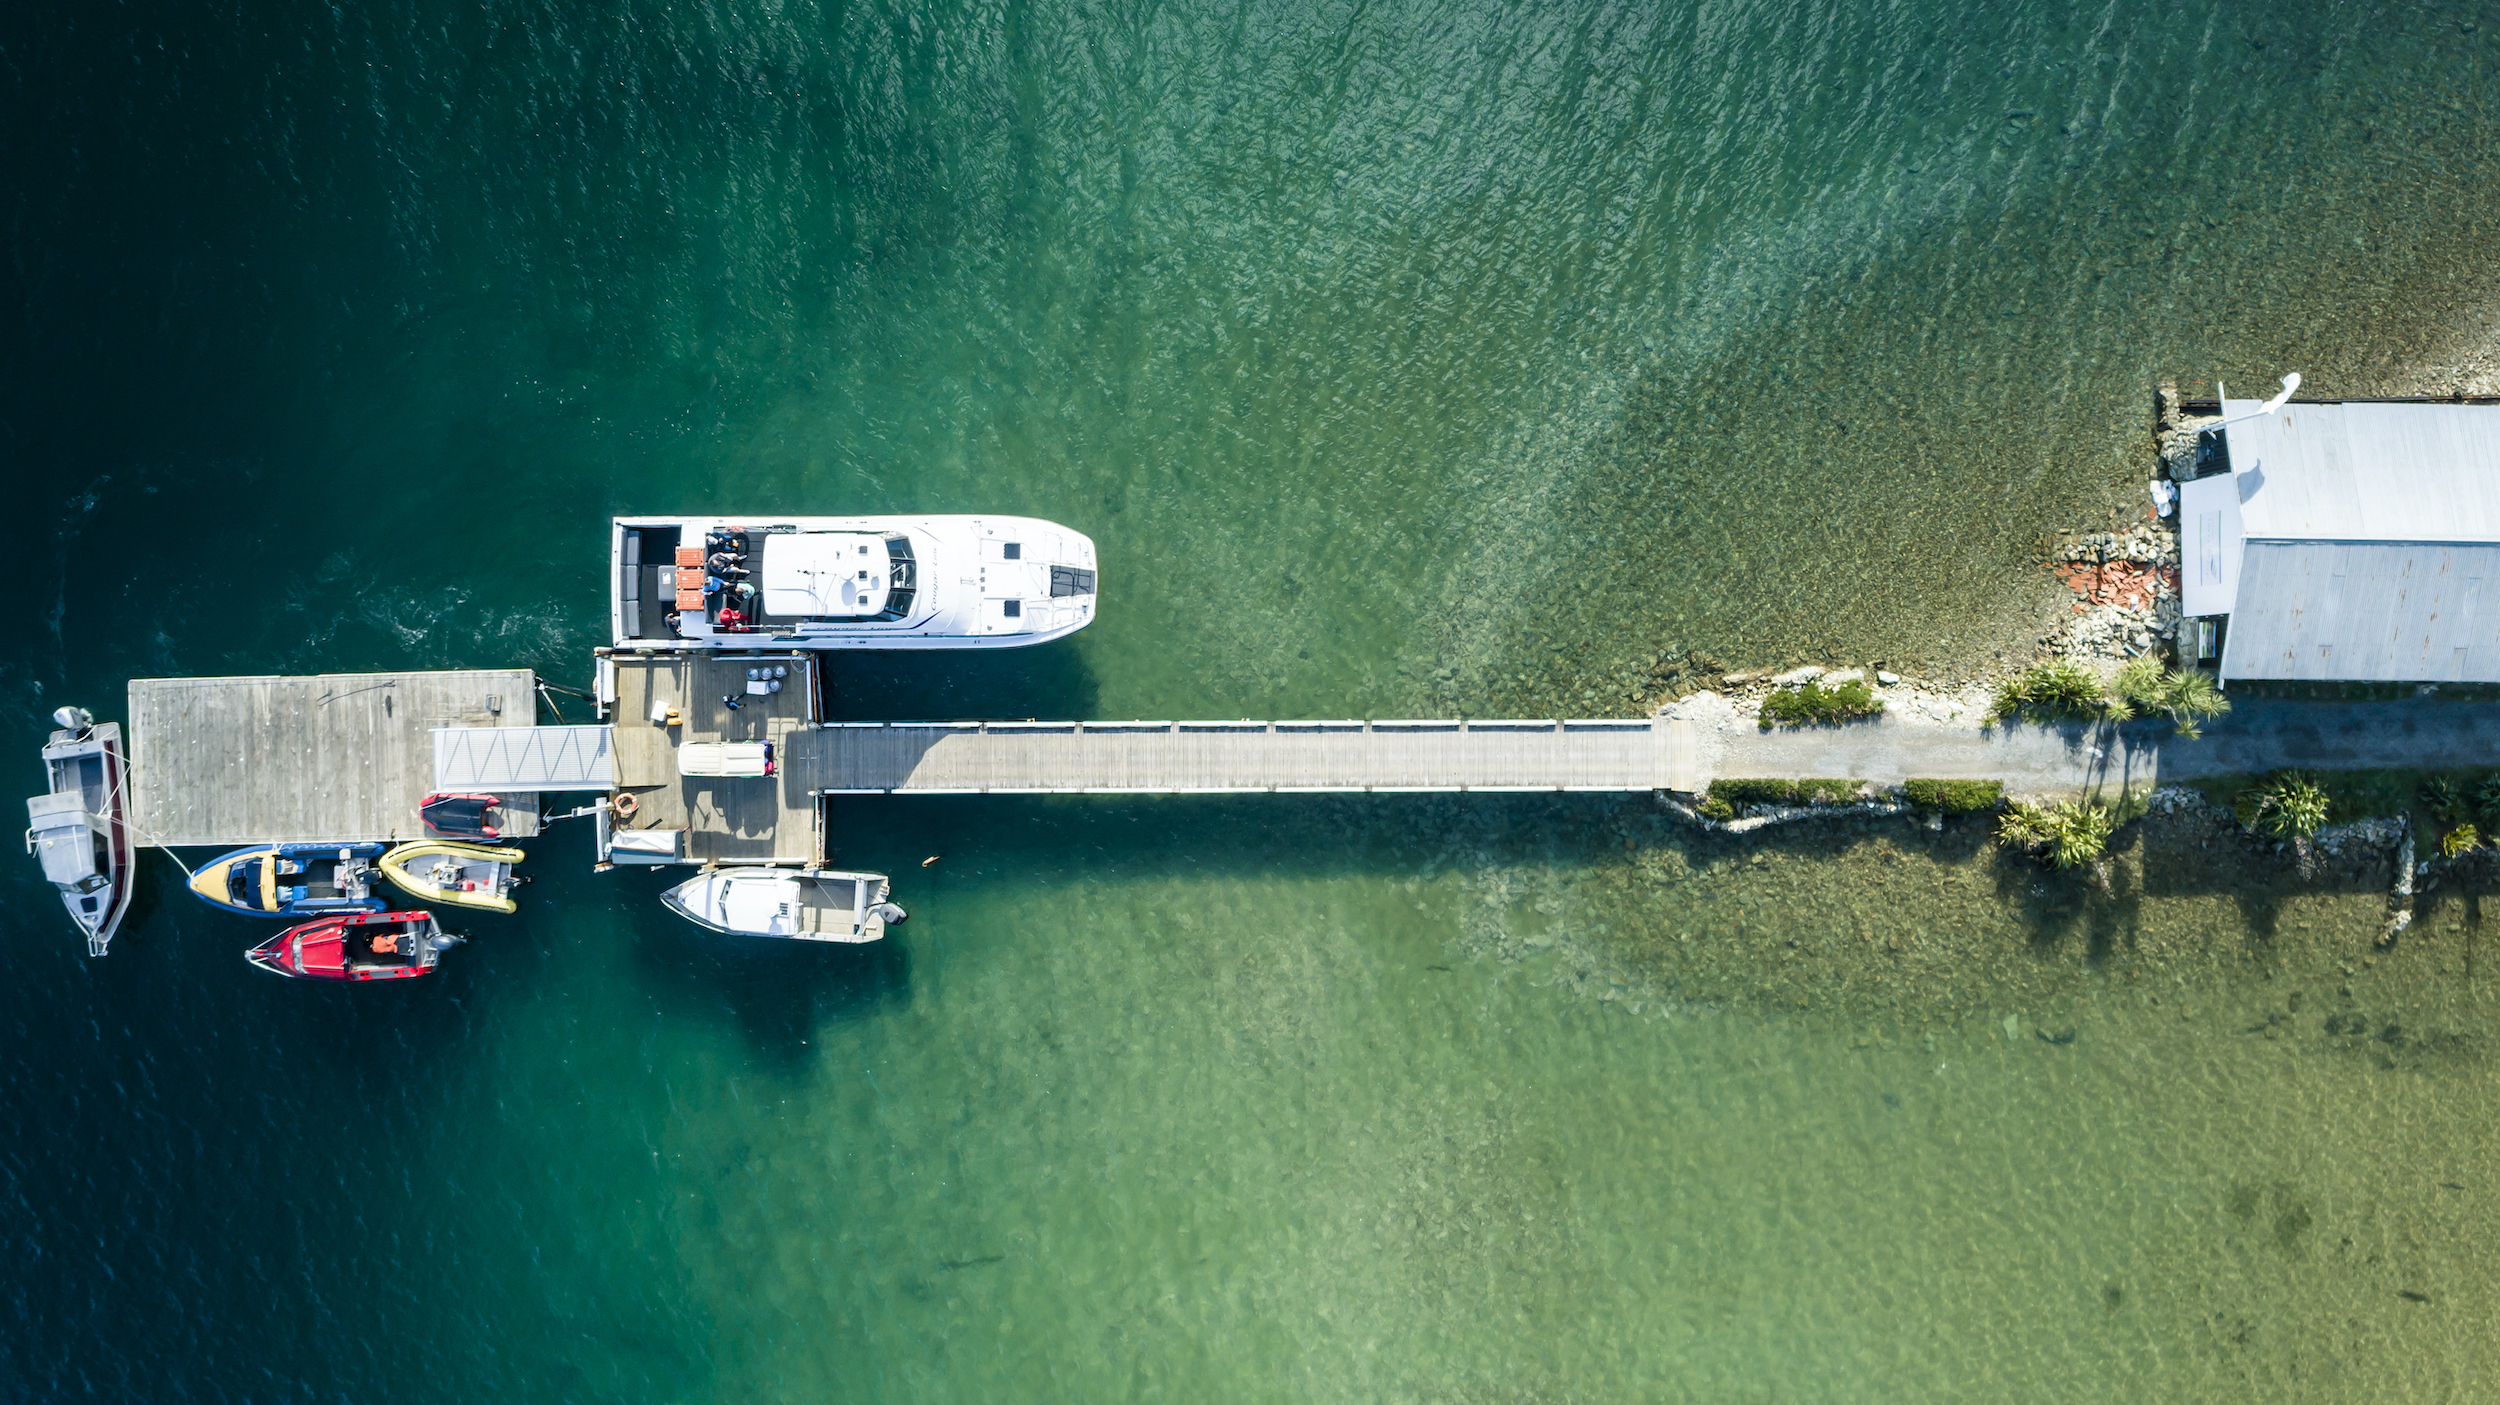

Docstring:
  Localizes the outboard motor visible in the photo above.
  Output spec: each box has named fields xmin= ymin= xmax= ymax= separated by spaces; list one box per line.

xmin=50 ymin=705 xmax=94 ymax=734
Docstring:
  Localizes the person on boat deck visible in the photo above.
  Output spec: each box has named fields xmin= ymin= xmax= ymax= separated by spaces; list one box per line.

xmin=707 ymin=551 xmax=746 ymax=577
xmin=716 ymin=607 xmax=750 ymax=631
xmin=368 ymin=933 xmax=400 ymax=955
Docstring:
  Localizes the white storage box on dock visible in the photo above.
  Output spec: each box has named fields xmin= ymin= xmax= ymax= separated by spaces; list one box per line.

xmin=609 ymin=828 xmax=686 ymax=862
xmin=678 ymin=741 xmax=773 ymax=778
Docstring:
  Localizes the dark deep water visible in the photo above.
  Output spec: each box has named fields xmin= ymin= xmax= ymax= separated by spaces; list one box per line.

xmin=8 ymin=0 xmax=2500 ymax=1398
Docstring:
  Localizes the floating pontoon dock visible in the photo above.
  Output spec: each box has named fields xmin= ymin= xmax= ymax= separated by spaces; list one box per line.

xmin=601 ymin=652 xmax=825 ymax=865
xmin=128 ymin=671 xmax=542 ymax=847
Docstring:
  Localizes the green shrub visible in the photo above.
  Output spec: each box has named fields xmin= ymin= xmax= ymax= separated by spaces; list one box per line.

xmin=1994 ymin=658 xmax=2229 ymax=736
xmin=2424 ymin=777 xmax=2468 ymax=828
xmin=1697 ymin=795 xmax=1735 ymax=821
xmin=2475 ymin=774 xmax=2500 ymax=827
xmin=1702 ymin=778 xmax=1867 ymax=816
xmin=1795 ymin=777 xmax=1867 ymax=805
xmin=2238 ymin=771 xmax=2331 ymax=840
xmin=1759 ymin=677 xmax=1883 ymax=728
xmin=2112 ymin=657 xmax=2231 ymax=740
xmin=2443 ymin=823 xmax=2482 ymax=858
xmin=1995 ymin=799 xmax=2118 ymax=868
xmin=1709 ymin=778 xmax=1799 ymax=807
xmin=2109 ymin=655 xmax=2163 ymax=711
xmin=1991 ymin=660 xmax=2115 ymax=724
xmin=1903 ymin=779 xmax=2007 ymax=814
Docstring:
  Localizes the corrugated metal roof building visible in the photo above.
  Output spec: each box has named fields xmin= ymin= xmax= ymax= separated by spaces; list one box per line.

xmin=2175 ymin=398 xmax=2500 ymax=682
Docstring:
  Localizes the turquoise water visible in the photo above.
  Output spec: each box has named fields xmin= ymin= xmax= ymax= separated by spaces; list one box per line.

xmin=7 ymin=0 xmax=2500 ymax=1397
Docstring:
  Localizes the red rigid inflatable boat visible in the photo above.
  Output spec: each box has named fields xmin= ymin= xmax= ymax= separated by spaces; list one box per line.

xmin=246 ymin=910 xmax=464 ymax=983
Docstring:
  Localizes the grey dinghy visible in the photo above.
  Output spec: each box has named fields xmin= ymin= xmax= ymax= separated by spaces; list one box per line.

xmin=25 ymin=706 xmax=135 ymax=956
xmin=659 ymin=867 xmax=902 ymax=942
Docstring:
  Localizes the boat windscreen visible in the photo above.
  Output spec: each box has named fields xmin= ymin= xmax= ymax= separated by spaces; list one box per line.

xmin=876 ymin=535 xmax=918 ymax=621
xmin=227 ymin=860 xmax=262 ymax=906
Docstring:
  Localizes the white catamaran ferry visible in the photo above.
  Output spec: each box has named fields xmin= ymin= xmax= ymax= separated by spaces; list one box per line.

xmin=610 ymin=515 xmax=1097 ymax=650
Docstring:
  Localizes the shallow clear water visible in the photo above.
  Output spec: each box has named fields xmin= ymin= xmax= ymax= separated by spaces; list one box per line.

xmin=6 ymin=0 xmax=2500 ymax=1398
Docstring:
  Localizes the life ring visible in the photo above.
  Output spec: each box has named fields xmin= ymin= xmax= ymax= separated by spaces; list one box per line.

xmin=611 ymin=792 xmax=639 ymax=818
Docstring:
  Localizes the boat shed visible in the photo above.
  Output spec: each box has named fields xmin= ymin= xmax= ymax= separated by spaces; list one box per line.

xmin=2178 ymin=397 xmax=2500 ymax=682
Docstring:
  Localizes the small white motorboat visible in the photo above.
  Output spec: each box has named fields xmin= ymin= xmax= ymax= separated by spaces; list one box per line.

xmin=659 ymin=867 xmax=900 ymax=943
xmin=24 ymin=706 xmax=135 ymax=956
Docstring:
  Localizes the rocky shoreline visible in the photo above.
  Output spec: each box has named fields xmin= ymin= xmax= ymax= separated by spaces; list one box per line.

xmin=1660 ymin=392 xmax=2213 ymax=734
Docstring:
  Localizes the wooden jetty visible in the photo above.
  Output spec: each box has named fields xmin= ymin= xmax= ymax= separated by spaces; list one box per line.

xmin=586 ymin=648 xmax=1695 ymax=865
xmin=788 ymin=718 xmax=1699 ymax=795
xmin=127 ymin=671 xmax=541 ymax=847
xmin=122 ymin=657 xmax=1698 ymax=868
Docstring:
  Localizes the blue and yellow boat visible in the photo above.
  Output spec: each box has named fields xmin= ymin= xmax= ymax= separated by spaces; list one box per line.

xmin=186 ymin=842 xmax=389 ymax=917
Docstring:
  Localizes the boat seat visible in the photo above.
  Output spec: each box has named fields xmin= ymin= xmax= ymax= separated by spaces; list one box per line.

xmin=279 ymin=884 xmax=310 ymax=903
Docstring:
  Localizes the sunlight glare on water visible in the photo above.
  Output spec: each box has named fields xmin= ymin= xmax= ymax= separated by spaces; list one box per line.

xmin=4 ymin=0 xmax=2499 ymax=1398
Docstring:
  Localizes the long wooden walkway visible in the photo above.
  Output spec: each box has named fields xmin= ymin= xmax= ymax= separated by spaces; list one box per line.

xmin=785 ymin=719 xmax=1700 ymax=794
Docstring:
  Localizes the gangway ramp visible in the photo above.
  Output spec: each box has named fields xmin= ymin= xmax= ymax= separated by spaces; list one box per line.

xmin=786 ymin=718 xmax=1699 ymax=795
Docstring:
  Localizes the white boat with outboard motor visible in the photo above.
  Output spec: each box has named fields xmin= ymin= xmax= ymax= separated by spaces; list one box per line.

xmin=611 ymin=514 xmax=1097 ymax=650
xmin=25 ymin=706 xmax=134 ymax=956
xmin=659 ymin=867 xmax=903 ymax=942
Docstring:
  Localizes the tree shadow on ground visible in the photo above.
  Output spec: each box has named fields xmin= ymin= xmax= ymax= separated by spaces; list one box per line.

xmin=2134 ymin=804 xmax=2394 ymax=946
xmin=2415 ymin=853 xmax=2500 ymax=969
xmin=1987 ymin=829 xmax=2143 ymax=967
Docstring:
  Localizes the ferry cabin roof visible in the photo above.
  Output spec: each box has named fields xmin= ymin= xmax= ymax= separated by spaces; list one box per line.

xmin=2178 ymin=397 xmax=2500 ymax=683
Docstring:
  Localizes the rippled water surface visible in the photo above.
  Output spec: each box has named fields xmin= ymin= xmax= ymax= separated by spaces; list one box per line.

xmin=6 ymin=0 xmax=2500 ymax=1398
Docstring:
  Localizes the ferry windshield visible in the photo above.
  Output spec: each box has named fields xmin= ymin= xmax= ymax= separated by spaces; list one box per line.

xmin=876 ymin=535 xmax=917 ymax=621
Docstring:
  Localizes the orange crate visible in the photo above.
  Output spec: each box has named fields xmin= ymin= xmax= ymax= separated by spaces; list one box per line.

xmin=675 ymin=546 xmax=704 ymax=569
xmin=675 ymin=587 xmax=706 ymax=611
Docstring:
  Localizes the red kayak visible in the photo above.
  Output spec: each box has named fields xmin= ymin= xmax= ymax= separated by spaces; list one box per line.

xmin=245 ymin=910 xmax=464 ymax=983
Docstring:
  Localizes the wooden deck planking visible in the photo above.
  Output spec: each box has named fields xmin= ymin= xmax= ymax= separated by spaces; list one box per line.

xmin=128 ymin=671 xmax=540 ymax=847
xmin=786 ymin=719 xmax=1695 ymax=794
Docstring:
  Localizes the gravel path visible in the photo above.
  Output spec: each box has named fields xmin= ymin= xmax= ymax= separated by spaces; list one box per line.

xmin=1676 ymin=694 xmax=2500 ymax=797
